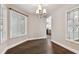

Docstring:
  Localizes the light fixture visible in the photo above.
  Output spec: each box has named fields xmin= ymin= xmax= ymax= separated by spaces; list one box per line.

xmin=36 ymin=4 xmax=47 ymax=18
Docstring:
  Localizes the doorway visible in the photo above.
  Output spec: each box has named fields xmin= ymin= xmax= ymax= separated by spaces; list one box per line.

xmin=46 ymin=16 xmax=52 ymax=53
xmin=46 ymin=16 xmax=52 ymax=39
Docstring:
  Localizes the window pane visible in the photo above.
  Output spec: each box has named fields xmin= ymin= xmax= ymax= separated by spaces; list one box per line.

xmin=0 ymin=5 xmax=3 ymax=43
xmin=67 ymin=8 xmax=79 ymax=41
xmin=67 ymin=12 xmax=74 ymax=39
xmin=0 ymin=5 xmax=7 ymax=43
xmin=73 ymin=10 xmax=79 ymax=40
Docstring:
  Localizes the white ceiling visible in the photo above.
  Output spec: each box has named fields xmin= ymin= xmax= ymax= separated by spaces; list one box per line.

xmin=11 ymin=4 xmax=63 ymax=15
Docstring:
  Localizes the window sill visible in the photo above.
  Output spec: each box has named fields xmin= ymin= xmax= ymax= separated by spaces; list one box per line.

xmin=66 ymin=39 xmax=79 ymax=44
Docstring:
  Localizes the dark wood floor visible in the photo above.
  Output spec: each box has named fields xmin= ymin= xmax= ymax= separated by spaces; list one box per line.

xmin=5 ymin=39 xmax=75 ymax=54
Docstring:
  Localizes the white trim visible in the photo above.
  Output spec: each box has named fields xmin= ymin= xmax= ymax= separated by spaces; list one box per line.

xmin=51 ymin=40 xmax=79 ymax=54
xmin=1 ymin=48 xmax=7 ymax=54
xmin=66 ymin=39 xmax=79 ymax=44
xmin=65 ymin=6 xmax=79 ymax=13
xmin=0 ymin=37 xmax=46 ymax=54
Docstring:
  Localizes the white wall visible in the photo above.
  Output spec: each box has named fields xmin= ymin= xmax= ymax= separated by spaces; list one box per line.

xmin=6 ymin=4 xmax=46 ymax=40
xmin=0 ymin=4 xmax=46 ymax=53
xmin=28 ymin=15 xmax=46 ymax=38
xmin=51 ymin=4 xmax=79 ymax=53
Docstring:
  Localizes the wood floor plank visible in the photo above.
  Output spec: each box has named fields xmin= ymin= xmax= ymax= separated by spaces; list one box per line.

xmin=5 ymin=39 xmax=75 ymax=54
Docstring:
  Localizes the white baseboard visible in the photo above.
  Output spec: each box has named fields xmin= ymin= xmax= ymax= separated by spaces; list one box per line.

xmin=51 ymin=40 xmax=79 ymax=54
xmin=28 ymin=37 xmax=46 ymax=40
xmin=1 ymin=37 xmax=46 ymax=54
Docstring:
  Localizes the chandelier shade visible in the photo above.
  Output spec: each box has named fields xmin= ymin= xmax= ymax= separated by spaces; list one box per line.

xmin=36 ymin=4 xmax=47 ymax=18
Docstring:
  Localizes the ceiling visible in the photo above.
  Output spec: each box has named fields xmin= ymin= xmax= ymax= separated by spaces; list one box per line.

xmin=10 ymin=4 xmax=63 ymax=16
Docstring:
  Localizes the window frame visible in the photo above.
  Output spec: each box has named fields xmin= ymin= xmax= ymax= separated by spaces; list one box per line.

xmin=0 ymin=4 xmax=8 ymax=43
xmin=65 ymin=7 xmax=79 ymax=44
xmin=9 ymin=8 xmax=28 ymax=39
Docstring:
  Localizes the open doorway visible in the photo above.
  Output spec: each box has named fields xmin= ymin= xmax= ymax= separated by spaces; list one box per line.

xmin=46 ymin=16 xmax=52 ymax=39
xmin=46 ymin=16 xmax=52 ymax=53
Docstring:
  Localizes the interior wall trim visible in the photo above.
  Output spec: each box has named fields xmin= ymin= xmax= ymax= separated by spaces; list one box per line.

xmin=51 ymin=40 xmax=79 ymax=54
xmin=1 ymin=37 xmax=46 ymax=54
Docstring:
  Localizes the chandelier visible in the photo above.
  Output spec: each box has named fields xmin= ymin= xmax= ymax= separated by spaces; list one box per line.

xmin=36 ymin=4 xmax=47 ymax=18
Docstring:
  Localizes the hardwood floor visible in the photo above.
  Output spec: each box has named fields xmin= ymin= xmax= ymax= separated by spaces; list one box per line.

xmin=5 ymin=39 xmax=75 ymax=54
xmin=52 ymin=42 xmax=74 ymax=54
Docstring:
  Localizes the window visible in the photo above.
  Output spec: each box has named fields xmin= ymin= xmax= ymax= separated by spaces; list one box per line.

xmin=10 ymin=9 xmax=27 ymax=38
xmin=0 ymin=4 xmax=2 ymax=43
xmin=0 ymin=4 xmax=7 ymax=43
xmin=67 ymin=8 xmax=79 ymax=43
